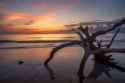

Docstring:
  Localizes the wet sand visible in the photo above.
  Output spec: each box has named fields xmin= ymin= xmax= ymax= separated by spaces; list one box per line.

xmin=0 ymin=45 xmax=125 ymax=83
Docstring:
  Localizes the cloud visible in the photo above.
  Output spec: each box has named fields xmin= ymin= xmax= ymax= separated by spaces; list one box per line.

xmin=5 ymin=12 xmax=32 ymax=21
xmin=24 ymin=0 xmax=77 ymax=13
xmin=0 ymin=0 xmax=79 ymax=34
xmin=0 ymin=24 xmax=15 ymax=34
xmin=0 ymin=10 xmax=60 ymax=34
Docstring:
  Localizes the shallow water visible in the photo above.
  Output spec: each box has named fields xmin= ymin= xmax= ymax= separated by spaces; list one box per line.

xmin=0 ymin=45 xmax=125 ymax=82
xmin=0 ymin=34 xmax=125 ymax=83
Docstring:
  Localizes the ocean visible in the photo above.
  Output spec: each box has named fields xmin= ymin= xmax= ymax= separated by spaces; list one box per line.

xmin=0 ymin=33 xmax=125 ymax=83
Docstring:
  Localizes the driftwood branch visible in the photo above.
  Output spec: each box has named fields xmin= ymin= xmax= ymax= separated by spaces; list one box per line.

xmin=78 ymin=46 xmax=91 ymax=77
xmin=44 ymin=17 xmax=125 ymax=82
xmin=44 ymin=41 xmax=82 ymax=65
xmin=92 ymin=18 xmax=125 ymax=38
xmin=93 ymin=48 xmax=125 ymax=53
xmin=107 ymin=28 xmax=120 ymax=48
xmin=44 ymin=64 xmax=55 ymax=80
xmin=73 ymin=28 xmax=86 ymax=41
xmin=78 ymin=25 xmax=90 ymax=38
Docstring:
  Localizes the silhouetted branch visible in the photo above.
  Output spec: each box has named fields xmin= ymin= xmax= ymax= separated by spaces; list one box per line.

xmin=44 ymin=64 xmax=55 ymax=80
xmin=110 ymin=64 xmax=125 ymax=72
xmin=73 ymin=28 xmax=86 ymax=41
xmin=78 ymin=25 xmax=90 ymax=38
xmin=92 ymin=18 xmax=125 ymax=38
xmin=93 ymin=48 xmax=125 ymax=53
xmin=78 ymin=46 xmax=91 ymax=79
xmin=44 ymin=41 xmax=82 ymax=65
xmin=104 ymin=71 xmax=112 ymax=79
xmin=44 ymin=17 xmax=125 ymax=82
xmin=107 ymin=28 xmax=120 ymax=48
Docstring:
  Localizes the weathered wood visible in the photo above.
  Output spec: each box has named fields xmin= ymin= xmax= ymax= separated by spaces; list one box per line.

xmin=92 ymin=18 xmax=125 ymax=38
xmin=107 ymin=28 xmax=120 ymax=48
xmin=44 ymin=17 xmax=125 ymax=82
xmin=93 ymin=48 xmax=125 ymax=53
xmin=44 ymin=41 xmax=82 ymax=65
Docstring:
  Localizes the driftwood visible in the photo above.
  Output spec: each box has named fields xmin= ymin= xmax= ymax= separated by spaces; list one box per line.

xmin=44 ymin=17 xmax=125 ymax=82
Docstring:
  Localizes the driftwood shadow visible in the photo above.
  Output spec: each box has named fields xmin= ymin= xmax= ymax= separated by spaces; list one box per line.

xmin=44 ymin=54 xmax=125 ymax=83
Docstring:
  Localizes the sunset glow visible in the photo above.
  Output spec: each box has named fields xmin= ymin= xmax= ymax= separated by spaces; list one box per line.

xmin=0 ymin=0 xmax=125 ymax=34
xmin=2 ymin=12 xmax=64 ymax=33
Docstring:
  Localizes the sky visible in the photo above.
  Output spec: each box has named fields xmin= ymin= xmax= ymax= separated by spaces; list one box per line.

xmin=0 ymin=0 xmax=125 ymax=34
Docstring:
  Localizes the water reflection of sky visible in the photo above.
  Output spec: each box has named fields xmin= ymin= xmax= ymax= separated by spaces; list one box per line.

xmin=0 ymin=34 xmax=125 ymax=82
xmin=0 ymin=45 xmax=125 ymax=82
xmin=0 ymin=34 xmax=78 ymax=41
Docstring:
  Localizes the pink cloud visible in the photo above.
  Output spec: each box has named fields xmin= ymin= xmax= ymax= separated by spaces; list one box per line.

xmin=25 ymin=0 xmax=76 ymax=13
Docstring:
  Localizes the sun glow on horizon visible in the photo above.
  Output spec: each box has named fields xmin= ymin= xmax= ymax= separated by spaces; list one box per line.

xmin=1 ymin=12 xmax=65 ymax=33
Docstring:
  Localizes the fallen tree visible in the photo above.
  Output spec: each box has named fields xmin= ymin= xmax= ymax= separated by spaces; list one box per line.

xmin=44 ymin=17 xmax=125 ymax=82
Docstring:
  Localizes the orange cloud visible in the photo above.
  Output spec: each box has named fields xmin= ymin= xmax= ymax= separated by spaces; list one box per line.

xmin=1 ymin=11 xmax=64 ymax=33
xmin=6 ymin=13 xmax=31 ymax=21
